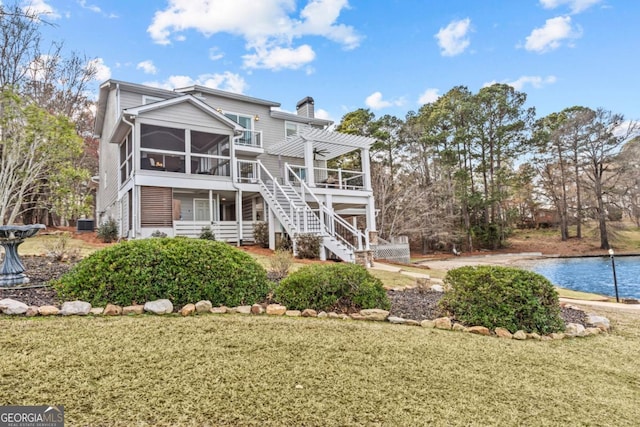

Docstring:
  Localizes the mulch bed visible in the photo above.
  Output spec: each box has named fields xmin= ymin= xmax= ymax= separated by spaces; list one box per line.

xmin=0 ymin=257 xmax=587 ymax=327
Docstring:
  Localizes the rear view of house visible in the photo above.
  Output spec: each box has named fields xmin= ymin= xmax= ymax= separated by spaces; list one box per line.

xmin=94 ymin=80 xmax=378 ymax=264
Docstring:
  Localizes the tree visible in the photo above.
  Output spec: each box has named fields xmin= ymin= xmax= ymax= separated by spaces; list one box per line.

xmin=0 ymin=89 xmax=83 ymax=224
xmin=580 ymin=108 xmax=638 ymax=249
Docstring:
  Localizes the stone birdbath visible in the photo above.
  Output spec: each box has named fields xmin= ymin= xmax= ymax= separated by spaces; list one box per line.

xmin=0 ymin=224 xmax=45 ymax=287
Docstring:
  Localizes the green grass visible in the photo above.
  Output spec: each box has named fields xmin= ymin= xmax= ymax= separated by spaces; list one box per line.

xmin=1 ymin=313 xmax=639 ymax=426
xmin=555 ymin=287 xmax=611 ymax=301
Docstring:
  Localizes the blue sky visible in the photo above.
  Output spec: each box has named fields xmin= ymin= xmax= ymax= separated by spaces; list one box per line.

xmin=25 ymin=0 xmax=640 ymax=124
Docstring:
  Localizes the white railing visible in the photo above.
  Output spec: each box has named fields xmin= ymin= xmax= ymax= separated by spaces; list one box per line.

xmin=234 ymin=130 xmax=262 ymax=148
xmin=173 ymin=220 xmax=256 ymax=242
xmin=314 ymin=167 xmax=365 ymax=190
xmin=236 ymin=160 xmax=260 ymax=183
xmin=285 ymin=163 xmax=369 ymax=251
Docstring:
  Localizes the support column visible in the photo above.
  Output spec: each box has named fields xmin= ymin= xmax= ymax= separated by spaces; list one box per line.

xmin=304 ymin=138 xmax=315 ymax=187
xmin=208 ymin=190 xmax=214 ymax=224
xmin=361 ymin=147 xmax=372 ymax=191
xmin=236 ymin=190 xmax=243 ymax=246
xmin=268 ymin=206 xmax=276 ymax=250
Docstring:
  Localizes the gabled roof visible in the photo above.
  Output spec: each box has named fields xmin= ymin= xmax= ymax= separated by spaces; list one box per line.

xmin=107 ymin=94 xmax=243 ymax=143
xmin=267 ymin=128 xmax=376 ymax=160
xmin=270 ymin=110 xmax=333 ymax=127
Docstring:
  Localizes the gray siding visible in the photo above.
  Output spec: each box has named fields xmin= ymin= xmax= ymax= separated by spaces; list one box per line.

xmin=139 ymin=102 xmax=231 ymax=132
xmin=97 ymin=87 xmax=122 ymax=220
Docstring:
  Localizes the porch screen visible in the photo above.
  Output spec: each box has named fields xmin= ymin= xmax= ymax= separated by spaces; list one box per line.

xmin=140 ymin=186 xmax=173 ymax=227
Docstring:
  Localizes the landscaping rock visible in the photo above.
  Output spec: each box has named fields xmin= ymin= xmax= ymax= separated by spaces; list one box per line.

xmin=210 ymin=306 xmax=227 ymax=314
xmin=103 ymin=304 xmax=122 ymax=316
xmin=359 ymin=309 xmax=389 ymax=321
xmin=338 ymin=314 xmax=350 ymax=320
xmin=434 ymin=317 xmax=452 ymax=330
xmin=565 ymin=323 xmax=585 ymax=338
xmin=61 ymin=301 xmax=91 ymax=316
xmin=123 ymin=305 xmax=145 ymax=315
xmin=285 ymin=310 xmax=301 ymax=317
xmin=526 ymin=332 xmax=541 ymax=340
xmin=236 ymin=305 xmax=252 ymax=315
xmin=0 ymin=298 xmax=28 ymax=315
xmin=251 ymin=304 xmax=264 ymax=315
xmin=467 ymin=326 xmax=491 ymax=336
xmin=180 ymin=304 xmax=196 ymax=316
xmin=90 ymin=307 xmax=104 ymax=315
xmin=388 ymin=316 xmax=406 ymax=324
xmin=328 ymin=312 xmax=340 ymax=319
xmin=317 ymin=311 xmax=328 ymax=318
xmin=586 ymin=314 xmax=610 ymax=331
xmin=495 ymin=328 xmax=512 ymax=339
xmin=421 ymin=319 xmax=435 ymax=328
xmin=549 ymin=333 xmax=565 ymax=340
xmin=404 ymin=319 xmax=420 ymax=326
xmin=349 ymin=312 xmax=365 ymax=320
xmin=301 ymin=309 xmax=317 ymax=318
xmin=430 ymin=284 xmax=445 ymax=293
xmin=195 ymin=300 xmax=213 ymax=314
xmin=26 ymin=306 xmax=39 ymax=317
xmin=584 ymin=327 xmax=601 ymax=336
xmin=38 ymin=305 xmax=60 ymax=316
xmin=144 ymin=299 xmax=173 ymax=315
xmin=452 ymin=323 xmax=466 ymax=332
xmin=513 ymin=330 xmax=527 ymax=340
xmin=266 ymin=304 xmax=287 ymax=315
xmin=540 ymin=336 xmax=552 ymax=341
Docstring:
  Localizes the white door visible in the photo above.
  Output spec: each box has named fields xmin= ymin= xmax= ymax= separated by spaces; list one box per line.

xmin=194 ymin=199 xmax=212 ymax=221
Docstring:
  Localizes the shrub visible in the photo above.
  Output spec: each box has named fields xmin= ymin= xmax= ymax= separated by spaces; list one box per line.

xmin=268 ymin=249 xmax=293 ymax=281
xmin=253 ymin=222 xmax=269 ymax=248
xmin=295 ymin=233 xmax=321 ymax=259
xmin=97 ymin=217 xmax=118 ymax=243
xmin=151 ymin=230 xmax=168 ymax=238
xmin=275 ymin=233 xmax=293 ymax=252
xmin=275 ymin=263 xmax=390 ymax=312
xmin=199 ymin=226 xmax=215 ymax=240
xmin=53 ymin=238 xmax=269 ymax=307
xmin=45 ymin=232 xmax=79 ymax=261
xmin=439 ymin=266 xmax=564 ymax=334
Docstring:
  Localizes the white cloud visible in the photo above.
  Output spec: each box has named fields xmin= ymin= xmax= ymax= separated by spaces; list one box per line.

xmin=243 ymin=44 xmax=315 ymax=70
xmin=418 ymin=88 xmax=440 ymax=105
xmin=435 ymin=18 xmax=471 ymax=57
xmin=524 ymin=16 xmax=582 ymax=53
xmin=87 ymin=57 xmax=111 ymax=82
xmin=209 ymin=47 xmax=224 ymax=61
xmin=136 ymin=60 xmax=157 ymax=75
xmin=147 ymin=0 xmax=361 ymax=71
xmin=539 ymin=0 xmax=601 ymax=14
xmin=365 ymin=92 xmax=404 ymax=110
xmin=78 ymin=0 xmax=101 ymax=13
xmin=22 ymin=0 xmax=60 ymax=19
xmin=315 ymin=108 xmax=332 ymax=121
xmin=145 ymin=72 xmax=248 ymax=94
xmin=483 ymin=75 xmax=557 ymax=91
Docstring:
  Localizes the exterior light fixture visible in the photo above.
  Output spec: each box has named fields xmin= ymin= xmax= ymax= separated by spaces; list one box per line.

xmin=254 ymin=114 xmax=260 ymax=121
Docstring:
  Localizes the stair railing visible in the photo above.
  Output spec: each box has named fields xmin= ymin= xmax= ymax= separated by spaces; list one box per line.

xmin=284 ymin=163 xmax=369 ymax=251
xmin=255 ymin=161 xmax=302 ymax=233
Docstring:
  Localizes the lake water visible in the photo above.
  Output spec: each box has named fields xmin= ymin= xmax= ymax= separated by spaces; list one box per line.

xmin=531 ymin=255 xmax=640 ymax=299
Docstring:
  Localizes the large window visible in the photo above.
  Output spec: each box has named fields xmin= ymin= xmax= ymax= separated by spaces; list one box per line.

xmin=139 ymin=124 xmax=230 ymax=176
xmin=285 ymin=121 xmax=307 ymax=138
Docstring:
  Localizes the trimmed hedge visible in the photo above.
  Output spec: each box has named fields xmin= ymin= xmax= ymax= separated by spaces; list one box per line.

xmin=439 ymin=266 xmax=564 ymax=334
xmin=275 ymin=263 xmax=390 ymax=311
xmin=53 ymin=238 xmax=269 ymax=307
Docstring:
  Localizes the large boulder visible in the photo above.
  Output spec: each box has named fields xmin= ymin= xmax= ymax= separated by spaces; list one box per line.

xmin=586 ymin=314 xmax=610 ymax=332
xmin=359 ymin=309 xmax=389 ymax=321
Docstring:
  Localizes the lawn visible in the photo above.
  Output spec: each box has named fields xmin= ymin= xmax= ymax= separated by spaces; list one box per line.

xmin=1 ymin=311 xmax=639 ymax=426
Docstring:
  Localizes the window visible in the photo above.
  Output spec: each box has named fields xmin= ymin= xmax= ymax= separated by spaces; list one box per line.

xmin=224 ymin=112 xmax=252 ymax=130
xmin=119 ymin=135 xmax=133 ymax=185
xmin=285 ymin=121 xmax=307 ymax=138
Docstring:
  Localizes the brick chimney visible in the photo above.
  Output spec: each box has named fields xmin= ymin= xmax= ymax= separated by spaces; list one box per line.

xmin=296 ymin=96 xmax=315 ymax=118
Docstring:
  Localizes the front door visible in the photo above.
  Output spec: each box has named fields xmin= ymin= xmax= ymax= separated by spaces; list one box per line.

xmin=194 ymin=199 xmax=212 ymax=221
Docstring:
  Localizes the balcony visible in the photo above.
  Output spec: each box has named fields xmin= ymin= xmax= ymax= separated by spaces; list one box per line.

xmin=234 ymin=130 xmax=263 ymax=155
xmin=286 ymin=165 xmax=366 ymax=191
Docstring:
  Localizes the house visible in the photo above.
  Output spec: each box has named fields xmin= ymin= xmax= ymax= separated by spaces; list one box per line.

xmin=94 ymin=80 xmax=378 ymax=264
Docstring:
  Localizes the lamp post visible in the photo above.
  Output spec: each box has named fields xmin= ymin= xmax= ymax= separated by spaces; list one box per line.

xmin=608 ymin=248 xmax=620 ymax=303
